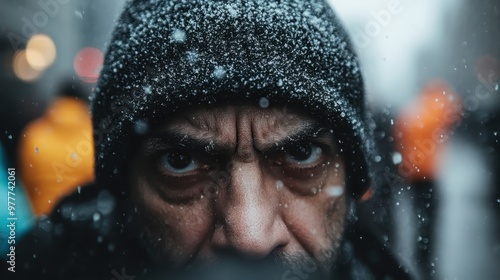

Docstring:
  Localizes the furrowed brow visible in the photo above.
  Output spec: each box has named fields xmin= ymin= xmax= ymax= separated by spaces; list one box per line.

xmin=256 ymin=122 xmax=332 ymax=154
xmin=143 ymin=131 xmax=234 ymax=157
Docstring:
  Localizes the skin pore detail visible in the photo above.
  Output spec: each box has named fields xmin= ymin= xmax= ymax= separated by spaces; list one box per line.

xmin=129 ymin=105 xmax=347 ymax=275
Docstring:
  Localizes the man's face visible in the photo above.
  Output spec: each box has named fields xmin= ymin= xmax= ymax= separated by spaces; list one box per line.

xmin=130 ymin=105 xmax=347 ymax=274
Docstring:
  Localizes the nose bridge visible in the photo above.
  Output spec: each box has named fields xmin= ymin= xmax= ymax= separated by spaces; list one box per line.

xmin=227 ymin=161 xmax=272 ymax=239
xmin=217 ymin=160 xmax=287 ymax=257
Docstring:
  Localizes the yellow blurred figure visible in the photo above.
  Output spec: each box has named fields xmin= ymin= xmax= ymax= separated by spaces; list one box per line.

xmin=18 ymin=82 xmax=94 ymax=216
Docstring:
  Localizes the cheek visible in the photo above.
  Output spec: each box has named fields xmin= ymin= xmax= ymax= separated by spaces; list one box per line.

xmin=133 ymin=175 xmax=214 ymax=263
xmin=281 ymin=169 xmax=346 ymax=260
xmin=283 ymin=196 xmax=341 ymax=254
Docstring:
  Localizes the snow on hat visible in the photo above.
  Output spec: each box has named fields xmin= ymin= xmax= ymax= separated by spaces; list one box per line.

xmin=92 ymin=0 xmax=375 ymax=199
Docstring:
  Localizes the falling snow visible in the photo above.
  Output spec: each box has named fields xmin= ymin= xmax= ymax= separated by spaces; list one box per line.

xmin=170 ymin=28 xmax=186 ymax=43
xmin=212 ymin=66 xmax=227 ymax=80
xmin=392 ymin=152 xmax=402 ymax=165
xmin=259 ymin=97 xmax=270 ymax=108
xmin=134 ymin=120 xmax=149 ymax=135
xmin=325 ymin=185 xmax=344 ymax=197
xmin=276 ymin=180 xmax=284 ymax=191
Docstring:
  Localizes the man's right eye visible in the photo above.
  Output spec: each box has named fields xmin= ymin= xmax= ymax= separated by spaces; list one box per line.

xmin=158 ymin=150 xmax=200 ymax=174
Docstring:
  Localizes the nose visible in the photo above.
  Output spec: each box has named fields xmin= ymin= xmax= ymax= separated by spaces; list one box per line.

xmin=211 ymin=161 xmax=291 ymax=259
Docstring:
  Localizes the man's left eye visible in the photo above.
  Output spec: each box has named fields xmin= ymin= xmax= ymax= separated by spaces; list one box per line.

xmin=159 ymin=150 xmax=200 ymax=174
xmin=283 ymin=143 xmax=322 ymax=165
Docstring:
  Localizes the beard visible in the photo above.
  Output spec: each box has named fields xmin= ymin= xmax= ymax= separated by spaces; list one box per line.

xmin=182 ymin=253 xmax=334 ymax=280
xmin=136 ymin=249 xmax=340 ymax=280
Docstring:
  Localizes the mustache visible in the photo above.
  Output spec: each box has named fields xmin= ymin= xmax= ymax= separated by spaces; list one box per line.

xmin=143 ymin=258 xmax=327 ymax=280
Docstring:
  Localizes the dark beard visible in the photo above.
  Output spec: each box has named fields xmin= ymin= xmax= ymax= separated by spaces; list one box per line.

xmin=133 ymin=230 xmax=343 ymax=280
xmin=138 ymin=252 xmax=336 ymax=280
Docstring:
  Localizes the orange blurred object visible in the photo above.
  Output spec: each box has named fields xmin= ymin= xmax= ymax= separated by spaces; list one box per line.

xmin=18 ymin=97 xmax=94 ymax=215
xmin=394 ymin=80 xmax=462 ymax=181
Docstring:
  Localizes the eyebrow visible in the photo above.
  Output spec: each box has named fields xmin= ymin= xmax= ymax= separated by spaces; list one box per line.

xmin=143 ymin=122 xmax=332 ymax=157
xmin=143 ymin=131 xmax=235 ymax=158
xmin=255 ymin=123 xmax=332 ymax=154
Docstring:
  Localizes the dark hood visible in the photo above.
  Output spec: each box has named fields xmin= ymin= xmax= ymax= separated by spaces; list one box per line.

xmin=92 ymin=0 xmax=376 ymax=199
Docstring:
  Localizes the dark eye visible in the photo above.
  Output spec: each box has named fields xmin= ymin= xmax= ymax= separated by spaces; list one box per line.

xmin=284 ymin=143 xmax=322 ymax=165
xmin=159 ymin=150 xmax=199 ymax=174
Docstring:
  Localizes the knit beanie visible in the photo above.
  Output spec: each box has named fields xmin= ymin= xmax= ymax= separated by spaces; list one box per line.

xmin=92 ymin=0 xmax=375 ymax=199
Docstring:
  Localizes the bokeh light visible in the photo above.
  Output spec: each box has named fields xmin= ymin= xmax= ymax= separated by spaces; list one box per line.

xmin=73 ymin=47 xmax=104 ymax=83
xmin=25 ymin=34 xmax=57 ymax=71
xmin=12 ymin=50 xmax=42 ymax=82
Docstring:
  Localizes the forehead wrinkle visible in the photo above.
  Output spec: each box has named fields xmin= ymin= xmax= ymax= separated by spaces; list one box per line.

xmin=163 ymin=106 xmax=321 ymax=155
xmin=168 ymin=108 xmax=237 ymax=148
xmin=233 ymin=109 xmax=256 ymax=162
xmin=181 ymin=109 xmax=218 ymax=134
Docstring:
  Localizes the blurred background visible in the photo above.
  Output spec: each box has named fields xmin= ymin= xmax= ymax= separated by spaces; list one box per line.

xmin=0 ymin=0 xmax=498 ymax=279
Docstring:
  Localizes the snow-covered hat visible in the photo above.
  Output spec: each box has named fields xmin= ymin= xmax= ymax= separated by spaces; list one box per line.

xmin=92 ymin=0 xmax=375 ymax=199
